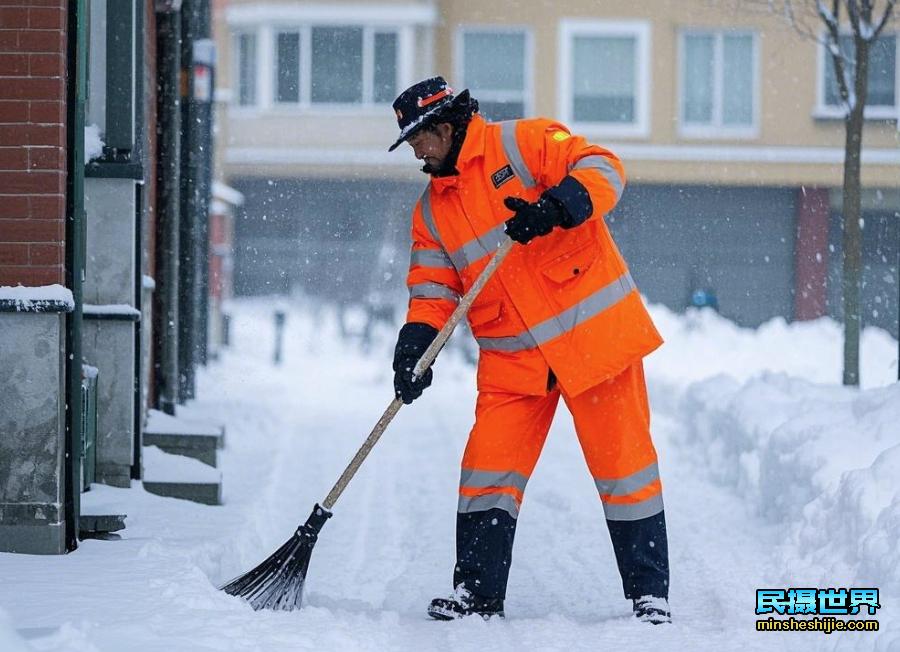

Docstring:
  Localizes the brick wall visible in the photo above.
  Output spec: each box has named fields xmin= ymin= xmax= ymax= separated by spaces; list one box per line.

xmin=0 ymin=0 xmax=67 ymax=287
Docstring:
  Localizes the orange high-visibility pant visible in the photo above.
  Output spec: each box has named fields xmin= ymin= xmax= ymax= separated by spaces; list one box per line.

xmin=458 ymin=362 xmax=663 ymax=522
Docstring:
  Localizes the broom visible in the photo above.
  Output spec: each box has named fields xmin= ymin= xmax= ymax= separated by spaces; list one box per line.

xmin=220 ymin=237 xmax=515 ymax=611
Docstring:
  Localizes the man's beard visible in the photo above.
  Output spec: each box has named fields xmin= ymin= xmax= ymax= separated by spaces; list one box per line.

xmin=420 ymin=159 xmax=443 ymax=175
xmin=421 ymin=157 xmax=460 ymax=177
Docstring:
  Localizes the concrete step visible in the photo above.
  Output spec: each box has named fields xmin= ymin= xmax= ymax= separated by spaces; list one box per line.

xmin=176 ymin=404 xmax=227 ymax=450
xmin=144 ymin=409 xmax=224 ymax=467
xmin=79 ymin=486 xmax=128 ymax=540
xmin=79 ymin=513 xmax=127 ymax=540
xmin=141 ymin=445 xmax=222 ymax=506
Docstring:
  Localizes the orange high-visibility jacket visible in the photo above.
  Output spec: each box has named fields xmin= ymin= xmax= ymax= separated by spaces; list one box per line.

xmin=405 ymin=114 xmax=663 ymax=397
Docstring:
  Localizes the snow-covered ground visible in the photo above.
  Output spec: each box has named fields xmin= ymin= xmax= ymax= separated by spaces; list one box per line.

xmin=1 ymin=299 xmax=898 ymax=651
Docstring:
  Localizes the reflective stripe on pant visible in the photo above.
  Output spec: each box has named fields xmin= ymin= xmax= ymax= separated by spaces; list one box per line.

xmin=459 ymin=362 xmax=663 ymax=520
xmin=455 ymin=362 xmax=669 ymax=599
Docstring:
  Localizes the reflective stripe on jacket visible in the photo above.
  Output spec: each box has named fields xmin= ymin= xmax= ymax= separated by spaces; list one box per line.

xmin=405 ymin=114 xmax=663 ymax=396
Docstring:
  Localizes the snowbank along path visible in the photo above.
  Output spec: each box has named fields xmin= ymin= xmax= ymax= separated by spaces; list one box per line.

xmin=0 ymin=299 xmax=897 ymax=651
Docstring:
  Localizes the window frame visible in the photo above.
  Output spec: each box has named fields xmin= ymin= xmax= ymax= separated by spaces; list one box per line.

xmin=815 ymin=30 xmax=899 ymax=120
xmin=558 ymin=19 xmax=651 ymax=138
xmin=677 ymin=29 xmax=760 ymax=140
xmin=454 ymin=24 xmax=534 ymax=121
xmin=239 ymin=23 xmax=403 ymax=113
xmin=232 ymin=29 xmax=260 ymax=109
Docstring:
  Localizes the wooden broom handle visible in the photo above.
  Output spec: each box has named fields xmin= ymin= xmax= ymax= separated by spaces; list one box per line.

xmin=322 ymin=238 xmax=515 ymax=511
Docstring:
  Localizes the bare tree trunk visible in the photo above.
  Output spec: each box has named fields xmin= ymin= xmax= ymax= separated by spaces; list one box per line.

xmin=841 ymin=35 xmax=869 ymax=387
xmin=841 ymin=108 xmax=863 ymax=386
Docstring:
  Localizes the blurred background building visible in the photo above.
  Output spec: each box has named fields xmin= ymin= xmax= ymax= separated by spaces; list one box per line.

xmin=215 ymin=0 xmax=899 ymax=336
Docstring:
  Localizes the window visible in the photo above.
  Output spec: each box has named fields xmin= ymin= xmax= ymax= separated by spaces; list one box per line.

xmin=235 ymin=32 xmax=258 ymax=106
xmin=680 ymin=31 xmax=757 ymax=136
xmin=276 ymin=32 xmax=300 ymax=103
xmin=822 ymin=34 xmax=897 ymax=115
xmin=373 ymin=32 xmax=398 ymax=104
xmin=458 ymin=28 xmax=530 ymax=121
xmin=312 ymin=27 xmax=363 ymax=103
xmin=269 ymin=26 xmax=399 ymax=107
xmin=559 ymin=21 xmax=650 ymax=136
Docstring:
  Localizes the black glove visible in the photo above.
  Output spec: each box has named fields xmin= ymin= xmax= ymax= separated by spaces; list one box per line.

xmin=393 ymin=322 xmax=439 ymax=404
xmin=503 ymin=195 xmax=565 ymax=244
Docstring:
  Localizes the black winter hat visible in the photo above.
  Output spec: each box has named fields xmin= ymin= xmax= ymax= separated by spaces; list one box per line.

xmin=388 ymin=76 xmax=472 ymax=152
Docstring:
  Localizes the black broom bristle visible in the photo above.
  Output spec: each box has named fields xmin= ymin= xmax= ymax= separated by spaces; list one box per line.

xmin=220 ymin=504 xmax=332 ymax=611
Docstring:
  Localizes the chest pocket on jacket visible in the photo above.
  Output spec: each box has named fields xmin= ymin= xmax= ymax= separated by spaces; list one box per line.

xmin=541 ymin=242 xmax=599 ymax=284
xmin=468 ymin=300 xmax=502 ymax=328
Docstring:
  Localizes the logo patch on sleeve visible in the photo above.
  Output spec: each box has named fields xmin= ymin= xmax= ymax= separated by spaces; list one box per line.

xmin=491 ymin=164 xmax=515 ymax=189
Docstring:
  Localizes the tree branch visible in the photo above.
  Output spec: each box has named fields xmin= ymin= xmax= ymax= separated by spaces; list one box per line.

xmin=872 ymin=0 xmax=897 ymax=38
xmin=815 ymin=0 xmax=838 ymax=27
xmin=846 ymin=0 xmax=863 ymax=33
xmin=818 ymin=0 xmax=854 ymax=110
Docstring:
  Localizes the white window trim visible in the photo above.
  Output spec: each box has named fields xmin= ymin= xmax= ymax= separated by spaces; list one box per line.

xmin=557 ymin=19 xmax=651 ymax=139
xmin=235 ymin=23 xmax=410 ymax=113
xmin=454 ymin=24 xmax=534 ymax=119
xmin=232 ymin=28 xmax=261 ymax=112
xmin=814 ymin=29 xmax=899 ymax=120
xmin=226 ymin=3 xmax=437 ymax=27
xmin=677 ymin=29 xmax=759 ymax=140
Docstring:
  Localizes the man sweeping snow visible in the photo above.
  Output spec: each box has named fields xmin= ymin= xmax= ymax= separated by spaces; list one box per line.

xmin=388 ymin=77 xmax=671 ymax=624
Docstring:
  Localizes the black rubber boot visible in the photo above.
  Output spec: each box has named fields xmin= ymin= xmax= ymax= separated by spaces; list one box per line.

xmin=427 ymin=586 xmax=505 ymax=621
xmin=453 ymin=508 xmax=517 ymax=600
xmin=633 ymin=595 xmax=672 ymax=624
xmin=606 ymin=510 xmax=670 ymax=600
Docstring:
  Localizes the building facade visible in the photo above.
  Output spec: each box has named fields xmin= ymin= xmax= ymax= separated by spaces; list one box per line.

xmin=0 ymin=0 xmax=73 ymax=554
xmin=216 ymin=0 xmax=899 ymax=336
xmin=0 ymin=0 xmax=226 ymax=554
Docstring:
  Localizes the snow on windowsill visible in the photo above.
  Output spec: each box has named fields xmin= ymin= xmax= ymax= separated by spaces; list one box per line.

xmin=811 ymin=106 xmax=899 ymax=121
xmin=82 ymin=303 xmax=142 ymax=317
xmin=0 ymin=284 xmax=74 ymax=310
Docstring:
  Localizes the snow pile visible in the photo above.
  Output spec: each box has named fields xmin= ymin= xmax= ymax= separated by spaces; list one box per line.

xmin=646 ymin=305 xmax=898 ymax=389
xmin=84 ymin=124 xmax=103 ymax=161
xmin=796 ymin=443 xmax=900 ymax=588
xmin=0 ymin=607 xmax=28 ymax=652
xmin=0 ymin=284 xmax=74 ymax=311
xmin=679 ymin=373 xmax=900 ymax=593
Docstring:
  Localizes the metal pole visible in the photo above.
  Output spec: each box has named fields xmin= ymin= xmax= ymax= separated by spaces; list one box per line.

xmin=196 ymin=0 xmax=213 ymax=366
xmin=64 ymin=0 xmax=88 ymax=552
xmin=132 ymin=0 xmax=146 ymax=480
xmin=177 ymin=0 xmax=200 ymax=401
xmin=155 ymin=5 xmax=181 ymax=415
xmin=273 ymin=309 xmax=286 ymax=365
